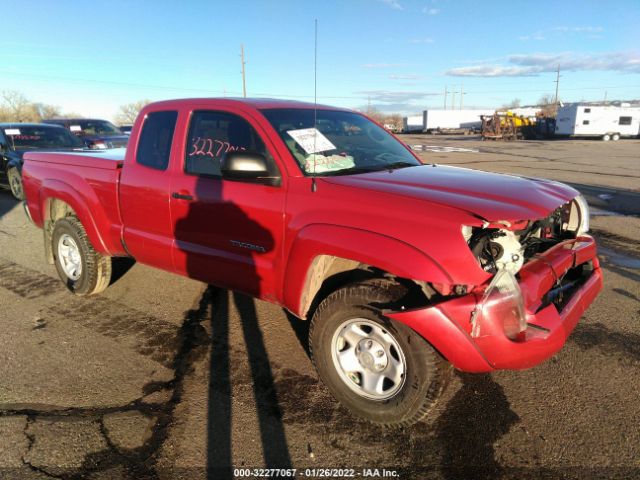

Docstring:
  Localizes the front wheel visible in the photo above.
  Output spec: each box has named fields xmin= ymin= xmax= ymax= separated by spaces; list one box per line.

xmin=309 ymin=280 xmax=449 ymax=427
xmin=612 ymin=133 xmax=620 ymax=141
xmin=602 ymin=134 xmax=611 ymax=141
xmin=8 ymin=167 xmax=23 ymax=200
xmin=52 ymin=217 xmax=112 ymax=295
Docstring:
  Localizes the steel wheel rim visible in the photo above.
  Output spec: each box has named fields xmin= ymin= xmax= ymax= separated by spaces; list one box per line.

xmin=57 ymin=234 xmax=82 ymax=281
xmin=9 ymin=171 xmax=22 ymax=198
xmin=331 ymin=318 xmax=406 ymax=401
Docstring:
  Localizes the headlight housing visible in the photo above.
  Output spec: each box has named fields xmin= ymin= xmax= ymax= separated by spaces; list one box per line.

xmin=471 ymin=269 xmax=527 ymax=340
xmin=574 ymin=194 xmax=590 ymax=235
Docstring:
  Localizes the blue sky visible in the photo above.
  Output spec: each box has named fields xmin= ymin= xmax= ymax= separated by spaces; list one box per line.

xmin=1 ymin=0 xmax=638 ymax=120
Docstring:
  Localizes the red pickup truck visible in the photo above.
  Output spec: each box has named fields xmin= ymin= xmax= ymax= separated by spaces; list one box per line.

xmin=22 ymin=98 xmax=602 ymax=427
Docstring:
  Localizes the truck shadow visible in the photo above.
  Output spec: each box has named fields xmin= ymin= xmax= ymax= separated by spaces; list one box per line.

xmin=434 ymin=373 xmax=520 ymax=480
xmin=174 ymin=168 xmax=291 ymax=478
xmin=206 ymin=288 xmax=292 ymax=478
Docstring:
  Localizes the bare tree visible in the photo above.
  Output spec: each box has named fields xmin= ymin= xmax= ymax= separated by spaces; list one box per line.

xmin=503 ymin=98 xmax=521 ymax=109
xmin=537 ymin=94 xmax=557 ymax=116
xmin=0 ymin=91 xmax=65 ymax=122
xmin=0 ymin=91 xmax=34 ymax=122
xmin=114 ymin=100 xmax=150 ymax=125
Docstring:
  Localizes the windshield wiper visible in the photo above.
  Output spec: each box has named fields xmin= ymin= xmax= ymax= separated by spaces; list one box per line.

xmin=384 ymin=161 xmax=418 ymax=171
xmin=312 ymin=166 xmax=381 ymax=177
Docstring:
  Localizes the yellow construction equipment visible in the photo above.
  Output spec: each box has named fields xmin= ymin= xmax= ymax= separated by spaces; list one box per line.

xmin=481 ymin=111 xmax=536 ymax=140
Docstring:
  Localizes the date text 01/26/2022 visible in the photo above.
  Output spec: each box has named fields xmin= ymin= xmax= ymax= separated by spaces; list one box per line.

xmin=232 ymin=468 xmax=399 ymax=477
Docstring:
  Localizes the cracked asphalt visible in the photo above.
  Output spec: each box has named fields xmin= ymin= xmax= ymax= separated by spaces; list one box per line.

xmin=1 ymin=137 xmax=639 ymax=479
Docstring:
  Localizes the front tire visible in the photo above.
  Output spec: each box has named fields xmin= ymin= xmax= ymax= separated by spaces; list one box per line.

xmin=309 ymin=280 xmax=449 ymax=427
xmin=612 ymin=133 xmax=620 ymax=141
xmin=602 ymin=134 xmax=611 ymax=141
xmin=52 ymin=217 xmax=112 ymax=295
xmin=8 ymin=167 xmax=23 ymax=200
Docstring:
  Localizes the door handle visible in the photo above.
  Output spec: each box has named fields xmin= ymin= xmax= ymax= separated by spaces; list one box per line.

xmin=171 ymin=192 xmax=194 ymax=201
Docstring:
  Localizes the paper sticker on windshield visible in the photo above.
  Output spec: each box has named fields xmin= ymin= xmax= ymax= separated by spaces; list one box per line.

xmin=4 ymin=128 xmax=20 ymax=135
xmin=70 ymin=125 xmax=82 ymax=132
xmin=287 ymin=128 xmax=336 ymax=154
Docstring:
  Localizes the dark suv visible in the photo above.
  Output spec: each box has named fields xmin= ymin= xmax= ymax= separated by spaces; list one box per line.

xmin=43 ymin=118 xmax=129 ymax=149
xmin=0 ymin=123 xmax=85 ymax=199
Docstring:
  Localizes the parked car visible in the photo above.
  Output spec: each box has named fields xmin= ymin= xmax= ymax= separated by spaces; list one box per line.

xmin=22 ymin=98 xmax=602 ymax=426
xmin=0 ymin=123 xmax=85 ymax=200
xmin=119 ymin=125 xmax=133 ymax=135
xmin=43 ymin=118 xmax=129 ymax=149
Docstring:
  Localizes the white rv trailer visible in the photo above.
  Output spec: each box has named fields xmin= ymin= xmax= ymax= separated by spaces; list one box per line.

xmin=402 ymin=115 xmax=424 ymax=133
xmin=422 ymin=109 xmax=495 ymax=132
xmin=555 ymin=104 xmax=640 ymax=140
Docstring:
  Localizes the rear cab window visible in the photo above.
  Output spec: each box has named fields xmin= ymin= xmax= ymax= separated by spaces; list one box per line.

xmin=136 ymin=111 xmax=178 ymax=170
xmin=185 ymin=110 xmax=277 ymax=177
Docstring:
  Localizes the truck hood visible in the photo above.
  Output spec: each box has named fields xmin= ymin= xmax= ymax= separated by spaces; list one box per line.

xmin=322 ymin=165 xmax=578 ymax=222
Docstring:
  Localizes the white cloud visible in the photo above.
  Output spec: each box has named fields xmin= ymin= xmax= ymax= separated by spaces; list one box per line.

xmin=518 ymin=32 xmax=545 ymax=41
xmin=554 ymin=26 xmax=604 ymax=33
xmin=422 ymin=7 xmax=440 ymax=15
xmin=379 ymin=0 xmax=403 ymax=9
xmin=409 ymin=37 xmax=434 ymax=44
xmin=357 ymin=90 xmax=439 ymax=103
xmin=446 ymin=51 xmax=640 ymax=77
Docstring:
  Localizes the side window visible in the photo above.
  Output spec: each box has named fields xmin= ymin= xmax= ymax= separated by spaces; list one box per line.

xmin=583 ymin=120 xmax=590 ymax=125
xmin=185 ymin=111 xmax=271 ymax=177
xmin=584 ymin=108 xmax=591 ymax=113
xmin=136 ymin=111 xmax=178 ymax=170
xmin=619 ymin=116 xmax=632 ymax=126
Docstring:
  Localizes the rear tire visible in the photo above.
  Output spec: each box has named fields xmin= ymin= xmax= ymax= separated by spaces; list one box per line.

xmin=612 ymin=133 xmax=620 ymax=141
xmin=602 ymin=134 xmax=611 ymax=141
xmin=52 ymin=217 xmax=111 ymax=295
xmin=8 ymin=167 xmax=23 ymax=200
xmin=309 ymin=279 xmax=449 ymax=427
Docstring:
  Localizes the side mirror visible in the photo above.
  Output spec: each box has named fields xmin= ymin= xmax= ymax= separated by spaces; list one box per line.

xmin=221 ymin=152 xmax=281 ymax=186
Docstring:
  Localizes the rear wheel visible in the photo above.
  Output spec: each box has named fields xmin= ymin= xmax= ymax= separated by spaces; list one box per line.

xmin=309 ymin=280 xmax=449 ymax=427
xmin=612 ymin=133 xmax=620 ymax=141
xmin=52 ymin=217 xmax=111 ymax=295
xmin=602 ymin=134 xmax=611 ymax=141
xmin=8 ymin=167 xmax=23 ymax=200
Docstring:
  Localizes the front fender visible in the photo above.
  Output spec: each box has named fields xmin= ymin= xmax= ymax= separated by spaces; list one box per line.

xmin=282 ymin=224 xmax=452 ymax=318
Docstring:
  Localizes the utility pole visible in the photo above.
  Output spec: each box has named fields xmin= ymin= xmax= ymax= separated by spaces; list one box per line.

xmin=443 ymin=86 xmax=448 ymax=110
xmin=240 ymin=44 xmax=247 ymax=98
xmin=460 ymin=84 xmax=464 ymax=110
xmin=451 ymin=90 xmax=456 ymax=111
xmin=553 ymin=65 xmax=561 ymax=106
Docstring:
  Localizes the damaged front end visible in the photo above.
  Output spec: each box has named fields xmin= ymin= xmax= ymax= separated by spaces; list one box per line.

xmin=388 ymin=195 xmax=602 ymax=372
xmin=465 ymin=194 xmax=591 ymax=340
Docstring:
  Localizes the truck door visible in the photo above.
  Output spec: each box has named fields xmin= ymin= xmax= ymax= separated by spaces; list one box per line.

xmin=119 ymin=110 xmax=178 ymax=271
xmin=169 ymin=109 xmax=286 ymax=301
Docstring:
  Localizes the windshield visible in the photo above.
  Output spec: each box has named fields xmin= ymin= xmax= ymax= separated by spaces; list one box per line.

xmin=72 ymin=120 xmax=122 ymax=136
xmin=261 ymin=108 xmax=421 ymax=176
xmin=3 ymin=126 xmax=85 ymax=150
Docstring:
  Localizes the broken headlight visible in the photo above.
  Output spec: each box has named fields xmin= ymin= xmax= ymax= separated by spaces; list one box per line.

xmin=462 ymin=226 xmax=524 ymax=274
xmin=471 ymin=269 xmax=527 ymax=340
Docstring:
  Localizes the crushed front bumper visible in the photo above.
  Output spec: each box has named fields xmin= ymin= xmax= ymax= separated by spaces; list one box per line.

xmin=388 ymin=235 xmax=603 ymax=372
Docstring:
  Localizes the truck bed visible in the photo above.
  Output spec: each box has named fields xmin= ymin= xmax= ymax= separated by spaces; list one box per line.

xmin=24 ymin=148 xmax=126 ymax=170
xmin=22 ymin=148 xmax=127 ymax=257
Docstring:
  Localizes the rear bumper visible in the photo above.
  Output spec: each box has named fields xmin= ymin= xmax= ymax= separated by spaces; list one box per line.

xmin=388 ymin=235 xmax=603 ymax=372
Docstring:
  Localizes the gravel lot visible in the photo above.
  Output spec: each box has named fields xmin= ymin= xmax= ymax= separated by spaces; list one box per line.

xmin=0 ymin=136 xmax=638 ymax=479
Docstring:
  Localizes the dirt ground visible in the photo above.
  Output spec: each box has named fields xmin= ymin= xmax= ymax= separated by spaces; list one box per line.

xmin=0 ymin=136 xmax=639 ymax=479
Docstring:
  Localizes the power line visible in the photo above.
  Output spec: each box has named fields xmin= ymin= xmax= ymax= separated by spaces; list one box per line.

xmin=0 ymin=70 xmax=638 ymax=101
